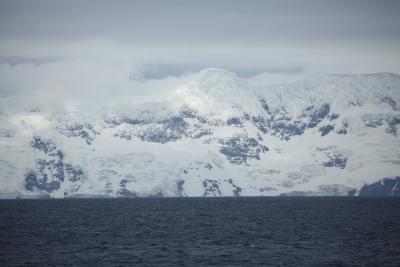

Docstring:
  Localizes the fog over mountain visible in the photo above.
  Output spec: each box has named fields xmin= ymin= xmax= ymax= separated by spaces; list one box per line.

xmin=0 ymin=1 xmax=400 ymax=198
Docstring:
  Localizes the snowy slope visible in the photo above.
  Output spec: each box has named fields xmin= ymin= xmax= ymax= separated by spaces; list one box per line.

xmin=0 ymin=69 xmax=400 ymax=198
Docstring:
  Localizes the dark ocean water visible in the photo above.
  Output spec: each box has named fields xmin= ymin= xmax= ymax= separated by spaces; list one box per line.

xmin=1 ymin=197 xmax=400 ymax=267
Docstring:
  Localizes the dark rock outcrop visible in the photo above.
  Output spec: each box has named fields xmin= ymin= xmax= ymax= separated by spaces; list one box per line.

xmin=202 ymin=179 xmax=221 ymax=196
xmin=58 ymin=122 xmax=99 ymax=145
xmin=252 ymin=103 xmax=331 ymax=141
xmin=323 ymin=153 xmax=347 ymax=169
xmin=176 ymin=180 xmax=186 ymax=197
xmin=386 ymin=117 xmax=400 ymax=136
xmin=219 ymin=134 xmax=268 ymax=164
xmin=26 ymin=137 xmax=85 ymax=194
xmin=139 ymin=116 xmax=188 ymax=143
xmin=31 ymin=137 xmax=57 ymax=154
xmin=319 ymin=125 xmax=335 ymax=136
xmin=227 ymin=117 xmax=242 ymax=126
xmin=65 ymin=164 xmax=84 ymax=182
xmin=25 ymin=171 xmax=61 ymax=193
xmin=226 ymin=178 xmax=242 ymax=196
xmin=337 ymin=121 xmax=348 ymax=135
xmin=307 ymin=103 xmax=331 ymax=128
xmin=382 ymin=96 xmax=398 ymax=111
xmin=116 ymin=188 xmax=137 ymax=198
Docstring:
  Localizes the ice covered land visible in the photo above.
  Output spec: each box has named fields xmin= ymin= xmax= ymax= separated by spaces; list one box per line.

xmin=1 ymin=68 xmax=400 ymax=198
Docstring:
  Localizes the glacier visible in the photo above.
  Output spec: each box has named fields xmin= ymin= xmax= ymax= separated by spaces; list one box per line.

xmin=0 ymin=68 xmax=400 ymax=198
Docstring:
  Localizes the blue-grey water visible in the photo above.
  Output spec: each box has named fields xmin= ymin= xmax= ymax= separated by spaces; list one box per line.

xmin=1 ymin=197 xmax=399 ymax=266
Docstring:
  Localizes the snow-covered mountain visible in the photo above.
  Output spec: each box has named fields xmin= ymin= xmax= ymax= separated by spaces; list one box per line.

xmin=1 ymin=68 xmax=400 ymax=198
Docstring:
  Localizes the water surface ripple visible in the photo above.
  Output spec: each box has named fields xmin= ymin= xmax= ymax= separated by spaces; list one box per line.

xmin=1 ymin=197 xmax=399 ymax=266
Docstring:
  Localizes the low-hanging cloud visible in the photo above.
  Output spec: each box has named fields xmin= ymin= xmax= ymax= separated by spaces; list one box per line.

xmin=0 ymin=58 xmax=194 ymax=114
xmin=0 ymin=0 xmax=400 ymax=114
xmin=0 ymin=0 xmax=399 ymax=73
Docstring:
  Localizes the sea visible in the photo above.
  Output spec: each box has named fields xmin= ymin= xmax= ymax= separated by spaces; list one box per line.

xmin=1 ymin=197 xmax=399 ymax=266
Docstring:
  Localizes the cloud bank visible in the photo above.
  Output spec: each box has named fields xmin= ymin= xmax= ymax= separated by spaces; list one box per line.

xmin=0 ymin=0 xmax=399 ymax=114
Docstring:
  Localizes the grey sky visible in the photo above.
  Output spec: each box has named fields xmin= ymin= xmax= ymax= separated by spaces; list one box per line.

xmin=0 ymin=0 xmax=400 ymax=75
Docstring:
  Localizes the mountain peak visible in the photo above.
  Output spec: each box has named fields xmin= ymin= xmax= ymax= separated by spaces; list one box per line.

xmin=1 ymin=71 xmax=400 ymax=198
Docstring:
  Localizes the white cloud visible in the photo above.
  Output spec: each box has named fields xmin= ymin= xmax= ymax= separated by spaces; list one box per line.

xmin=0 ymin=0 xmax=399 ymax=115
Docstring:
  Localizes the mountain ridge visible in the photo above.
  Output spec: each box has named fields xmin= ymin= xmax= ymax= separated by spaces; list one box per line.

xmin=0 ymin=69 xmax=399 ymax=198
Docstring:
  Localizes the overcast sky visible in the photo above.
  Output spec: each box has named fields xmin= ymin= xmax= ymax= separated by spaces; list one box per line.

xmin=0 ymin=0 xmax=400 ymax=76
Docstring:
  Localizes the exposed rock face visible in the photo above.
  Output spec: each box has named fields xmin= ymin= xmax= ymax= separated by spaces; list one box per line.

xmin=323 ymin=153 xmax=347 ymax=169
xmin=116 ymin=188 xmax=137 ymax=198
xmin=307 ymin=103 xmax=331 ymax=128
xmin=337 ymin=121 xmax=348 ymax=135
xmin=202 ymin=179 xmax=222 ymax=196
xmin=1 ymin=70 xmax=400 ymax=198
xmin=362 ymin=114 xmax=400 ymax=136
xmin=359 ymin=177 xmax=400 ymax=196
xmin=227 ymin=178 xmax=242 ymax=196
xmin=65 ymin=164 xmax=84 ymax=182
xmin=25 ymin=138 xmax=65 ymax=193
xmin=319 ymin=125 xmax=335 ymax=136
xmin=176 ymin=180 xmax=186 ymax=197
xmin=25 ymin=137 xmax=85 ymax=195
xmin=25 ymin=171 xmax=61 ymax=193
xmin=251 ymin=103 xmax=333 ymax=140
xmin=113 ymin=115 xmax=189 ymax=143
xmin=218 ymin=134 xmax=268 ymax=165
xmin=227 ymin=117 xmax=242 ymax=126
xmin=115 ymin=179 xmax=137 ymax=198
xmin=382 ymin=96 xmax=399 ymax=111
xmin=138 ymin=116 xmax=188 ymax=143
xmin=31 ymin=137 xmax=58 ymax=154
xmin=57 ymin=122 xmax=99 ymax=145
